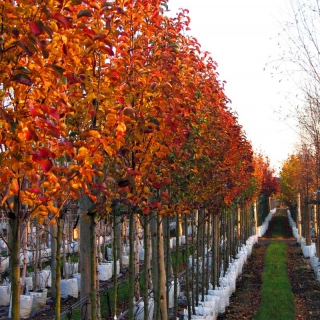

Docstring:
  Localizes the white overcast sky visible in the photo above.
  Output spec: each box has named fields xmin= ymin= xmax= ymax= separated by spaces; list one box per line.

xmin=167 ymin=0 xmax=300 ymax=174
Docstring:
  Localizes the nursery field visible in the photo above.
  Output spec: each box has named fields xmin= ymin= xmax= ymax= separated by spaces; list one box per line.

xmin=219 ymin=210 xmax=320 ymax=320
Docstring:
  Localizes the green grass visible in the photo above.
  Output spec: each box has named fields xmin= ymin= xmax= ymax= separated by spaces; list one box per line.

xmin=254 ymin=242 xmax=295 ymax=320
xmin=271 ymin=209 xmax=286 ymax=238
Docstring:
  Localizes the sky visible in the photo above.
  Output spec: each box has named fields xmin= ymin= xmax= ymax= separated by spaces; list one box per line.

xmin=167 ymin=0 xmax=300 ymax=174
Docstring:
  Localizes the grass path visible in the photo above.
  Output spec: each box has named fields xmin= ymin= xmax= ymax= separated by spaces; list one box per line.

xmin=254 ymin=210 xmax=295 ymax=320
xmin=254 ymin=241 xmax=295 ymax=319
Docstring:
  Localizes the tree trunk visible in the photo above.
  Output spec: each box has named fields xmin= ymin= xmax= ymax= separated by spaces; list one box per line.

xmin=254 ymin=200 xmax=258 ymax=236
xmin=150 ymin=211 xmax=159 ymax=318
xmin=54 ymin=218 xmax=62 ymax=320
xmin=135 ymin=214 xmax=140 ymax=301
xmin=195 ymin=210 xmax=200 ymax=306
xmin=174 ymin=213 xmax=179 ymax=318
xmin=90 ymin=214 xmax=97 ymax=320
xmin=21 ymin=222 xmax=28 ymax=294
xmin=79 ymin=197 xmax=93 ymax=320
xmin=113 ymin=210 xmax=118 ymax=319
xmin=10 ymin=214 xmax=21 ymax=320
xmin=191 ymin=211 xmax=195 ymax=314
xmin=50 ymin=224 xmax=57 ymax=299
xmin=201 ymin=210 xmax=206 ymax=300
xmin=157 ymin=213 xmax=168 ymax=319
xmin=306 ymin=204 xmax=312 ymax=246
xmin=184 ymin=214 xmax=191 ymax=320
xmin=143 ymin=214 xmax=150 ymax=320
xmin=128 ymin=211 xmax=135 ymax=319
xmin=163 ymin=215 xmax=172 ymax=314
xmin=298 ymin=193 xmax=302 ymax=236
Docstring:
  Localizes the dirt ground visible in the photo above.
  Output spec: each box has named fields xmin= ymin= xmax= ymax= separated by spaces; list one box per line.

xmin=219 ymin=210 xmax=320 ymax=320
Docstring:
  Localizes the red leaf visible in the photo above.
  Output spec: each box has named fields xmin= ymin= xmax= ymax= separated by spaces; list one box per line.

xmin=100 ymin=46 xmax=114 ymax=56
xmin=150 ymin=201 xmax=161 ymax=209
xmin=83 ymin=27 xmax=95 ymax=38
xmin=28 ymin=187 xmax=43 ymax=194
xmin=34 ymin=147 xmax=56 ymax=159
xmin=152 ymin=182 xmax=162 ymax=190
xmin=142 ymin=206 xmax=150 ymax=215
xmin=93 ymin=33 xmax=106 ymax=41
xmin=49 ymin=108 xmax=60 ymax=121
xmin=50 ymin=13 xmax=70 ymax=28
xmin=38 ymin=159 xmax=53 ymax=173
xmin=29 ymin=21 xmax=43 ymax=36
xmin=151 ymin=11 xmax=159 ymax=20
xmin=38 ymin=196 xmax=47 ymax=203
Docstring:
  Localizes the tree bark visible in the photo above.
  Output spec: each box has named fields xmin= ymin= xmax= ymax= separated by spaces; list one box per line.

xmin=128 ymin=211 xmax=135 ymax=319
xmin=50 ymin=224 xmax=57 ymax=299
xmin=90 ymin=214 xmax=97 ymax=320
xmin=10 ymin=214 xmax=21 ymax=320
xmin=79 ymin=196 xmax=93 ymax=320
xmin=143 ymin=214 xmax=150 ymax=320
xmin=54 ymin=218 xmax=62 ymax=320
xmin=184 ymin=214 xmax=191 ymax=320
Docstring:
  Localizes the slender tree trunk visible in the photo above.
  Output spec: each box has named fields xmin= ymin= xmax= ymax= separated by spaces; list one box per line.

xmin=10 ymin=214 xmax=21 ymax=320
xmin=157 ymin=213 xmax=168 ymax=319
xmin=55 ymin=217 xmax=62 ymax=320
xmin=163 ymin=215 xmax=172 ymax=315
xmin=298 ymin=193 xmax=302 ymax=236
xmin=254 ymin=200 xmax=258 ymax=236
xmin=80 ymin=216 xmax=91 ymax=319
xmin=50 ymin=224 xmax=57 ymax=299
xmin=211 ymin=214 xmax=215 ymax=288
xmin=195 ymin=210 xmax=200 ymax=307
xmin=135 ymin=214 xmax=140 ymax=301
xmin=143 ymin=214 xmax=149 ymax=320
xmin=317 ymin=196 xmax=320 ymax=257
xmin=191 ymin=211 xmax=195 ymax=314
xmin=128 ymin=211 xmax=135 ymax=319
xmin=306 ymin=204 xmax=312 ymax=246
xmin=150 ymin=212 xmax=160 ymax=318
xmin=184 ymin=214 xmax=191 ymax=320
xmin=90 ymin=214 xmax=97 ymax=320
xmin=34 ymin=226 xmax=40 ymax=290
xmin=174 ymin=213 xmax=179 ymax=318
xmin=205 ymin=214 xmax=210 ymax=295
xmin=21 ymin=222 xmax=28 ymax=294
xmin=113 ymin=210 xmax=118 ymax=318
xmin=116 ymin=215 xmax=122 ymax=270
xmin=201 ymin=210 xmax=205 ymax=300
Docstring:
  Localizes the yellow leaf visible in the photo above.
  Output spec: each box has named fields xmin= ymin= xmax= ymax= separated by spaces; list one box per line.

xmin=78 ymin=146 xmax=89 ymax=158
xmin=24 ymin=198 xmax=34 ymax=207
xmin=116 ymin=122 xmax=126 ymax=133
xmin=49 ymin=219 xmax=57 ymax=226
xmin=101 ymin=137 xmax=114 ymax=156
xmin=11 ymin=179 xmax=19 ymax=193
xmin=88 ymin=130 xmax=101 ymax=138
xmin=85 ymin=157 xmax=94 ymax=165
xmin=37 ymin=216 xmax=44 ymax=225
xmin=143 ymin=186 xmax=150 ymax=193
